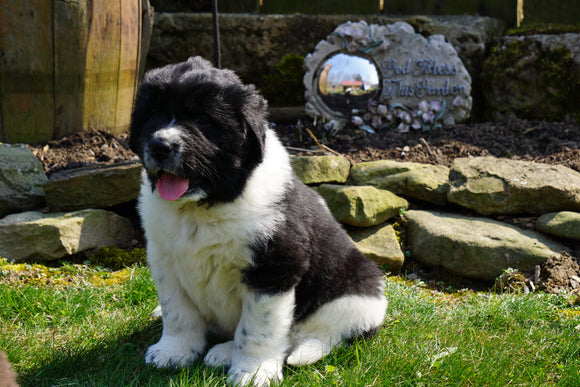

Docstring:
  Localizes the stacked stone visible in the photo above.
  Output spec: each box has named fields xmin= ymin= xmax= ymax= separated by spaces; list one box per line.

xmin=1 ymin=148 xmax=578 ymax=284
xmin=0 ymin=144 xmax=140 ymax=262
xmin=295 ymin=155 xmax=579 ymax=280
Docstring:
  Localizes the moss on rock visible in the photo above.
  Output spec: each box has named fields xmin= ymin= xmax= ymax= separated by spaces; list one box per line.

xmin=482 ymin=37 xmax=580 ymax=121
xmin=260 ymin=54 xmax=305 ymax=107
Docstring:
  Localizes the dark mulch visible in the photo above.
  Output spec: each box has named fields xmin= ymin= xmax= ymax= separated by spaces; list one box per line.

xmin=277 ymin=117 xmax=580 ymax=172
xmin=27 ymin=117 xmax=580 ymax=175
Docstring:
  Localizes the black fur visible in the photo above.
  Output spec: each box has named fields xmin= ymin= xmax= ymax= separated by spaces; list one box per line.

xmin=246 ymin=176 xmax=383 ymax=321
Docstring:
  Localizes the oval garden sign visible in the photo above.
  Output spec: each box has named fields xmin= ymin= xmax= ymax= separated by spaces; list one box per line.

xmin=304 ymin=21 xmax=472 ymax=132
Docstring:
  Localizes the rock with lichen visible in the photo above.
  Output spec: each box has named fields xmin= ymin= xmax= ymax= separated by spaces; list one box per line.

xmin=448 ymin=157 xmax=580 ymax=215
xmin=0 ymin=143 xmax=47 ymax=217
xmin=0 ymin=209 xmax=135 ymax=262
xmin=482 ymin=33 xmax=580 ymax=121
xmin=316 ymin=184 xmax=408 ymax=227
xmin=291 ymin=155 xmax=351 ymax=185
xmin=536 ymin=211 xmax=580 ymax=240
xmin=350 ymin=160 xmax=450 ymax=206
xmin=348 ymin=223 xmax=405 ymax=273
xmin=406 ymin=210 xmax=569 ymax=281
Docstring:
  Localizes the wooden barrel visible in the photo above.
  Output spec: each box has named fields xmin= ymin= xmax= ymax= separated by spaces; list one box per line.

xmin=0 ymin=0 xmax=153 ymax=143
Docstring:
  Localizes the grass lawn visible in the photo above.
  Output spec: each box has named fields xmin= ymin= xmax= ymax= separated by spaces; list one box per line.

xmin=1 ymin=254 xmax=579 ymax=386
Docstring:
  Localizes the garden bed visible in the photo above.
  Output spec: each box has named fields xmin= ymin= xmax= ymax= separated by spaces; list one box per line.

xmin=29 ymin=117 xmax=580 ymax=175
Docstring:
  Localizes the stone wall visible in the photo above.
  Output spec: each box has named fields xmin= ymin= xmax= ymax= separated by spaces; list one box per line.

xmin=147 ymin=13 xmax=504 ymax=119
xmin=147 ymin=13 xmax=579 ymax=122
xmin=482 ymin=33 xmax=580 ymax=121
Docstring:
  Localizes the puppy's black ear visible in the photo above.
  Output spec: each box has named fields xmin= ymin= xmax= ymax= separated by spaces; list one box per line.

xmin=240 ymin=84 xmax=269 ymax=161
xmin=129 ymin=83 xmax=149 ymax=154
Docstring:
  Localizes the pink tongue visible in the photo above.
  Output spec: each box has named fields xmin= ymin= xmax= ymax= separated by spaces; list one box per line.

xmin=157 ymin=173 xmax=189 ymax=201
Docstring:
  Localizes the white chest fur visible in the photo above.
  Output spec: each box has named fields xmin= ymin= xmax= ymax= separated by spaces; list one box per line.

xmin=140 ymin=193 xmax=264 ymax=335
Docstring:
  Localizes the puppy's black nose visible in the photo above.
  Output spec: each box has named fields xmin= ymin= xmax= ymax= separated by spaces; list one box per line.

xmin=149 ymin=139 xmax=174 ymax=161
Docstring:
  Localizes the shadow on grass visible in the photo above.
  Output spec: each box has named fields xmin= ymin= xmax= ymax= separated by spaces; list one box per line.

xmin=18 ymin=318 xmax=228 ymax=387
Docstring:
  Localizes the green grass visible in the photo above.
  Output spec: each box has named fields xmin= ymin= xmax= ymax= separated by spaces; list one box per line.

xmin=1 ymin=258 xmax=579 ymax=386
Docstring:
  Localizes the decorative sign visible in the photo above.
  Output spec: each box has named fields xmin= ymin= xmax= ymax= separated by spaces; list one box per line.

xmin=304 ymin=21 xmax=472 ymax=132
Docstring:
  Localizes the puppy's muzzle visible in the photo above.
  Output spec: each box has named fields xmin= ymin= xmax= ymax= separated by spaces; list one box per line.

xmin=149 ymin=139 xmax=176 ymax=162
xmin=143 ymin=128 xmax=184 ymax=173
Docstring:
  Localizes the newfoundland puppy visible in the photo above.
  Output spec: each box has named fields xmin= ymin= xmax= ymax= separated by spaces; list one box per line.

xmin=129 ymin=56 xmax=387 ymax=386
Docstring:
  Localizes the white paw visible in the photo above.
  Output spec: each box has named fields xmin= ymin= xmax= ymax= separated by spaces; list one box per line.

xmin=286 ymin=338 xmax=331 ymax=366
xmin=204 ymin=341 xmax=234 ymax=367
xmin=145 ymin=336 xmax=201 ymax=368
xmin=228 ymin=358 xmax=283 ymax=387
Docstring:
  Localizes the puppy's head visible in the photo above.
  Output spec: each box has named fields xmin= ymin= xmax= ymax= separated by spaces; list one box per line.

xmin=129 ymin=56 xmax=268 ymax=204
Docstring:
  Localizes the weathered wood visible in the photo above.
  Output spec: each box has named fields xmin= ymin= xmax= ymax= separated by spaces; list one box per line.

xmin=0 ymin=0 xmax=151 ymax=143
xmin=139 ymin=0 xmax=155 ymax=81
xmin=54 ymin=0 xmax=88 ymax=138
xmin=0 ymin=1 xmax=54 ymax=143
xmin=83 ymin=1 xmax=121 ymax=134
xmin=116 ymin=0 xmax=140 ymax=135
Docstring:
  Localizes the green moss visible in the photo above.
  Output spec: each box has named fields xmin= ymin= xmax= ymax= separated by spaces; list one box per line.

xmin=482 ymin=39 xmax=580 ymax=121
xmin=0 ymin=257 xmax=139 ymax=288
xmin=260 ymin=54 xmax=305 ymax=107
xmin=391 ymin=212 xmax=408 ymax=247
xmin=506 ymin=23 xmax=580 ymax=36
xmin=88 ymin=247 xmax=147 ymax=271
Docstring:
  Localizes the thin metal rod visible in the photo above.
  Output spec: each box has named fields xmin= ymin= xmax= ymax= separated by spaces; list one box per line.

xmin=212 ymin=0 xmax=221 ymax=68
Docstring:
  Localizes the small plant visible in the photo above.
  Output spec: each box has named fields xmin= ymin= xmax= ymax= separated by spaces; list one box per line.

xmin=493 ymin=267 xmax=530 ymax=294
xmin=261 ymin=54 xmax=305 ymax=106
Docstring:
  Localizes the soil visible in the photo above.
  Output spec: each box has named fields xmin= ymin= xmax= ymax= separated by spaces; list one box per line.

xmin=26 ymin=117 xmax=580 ymax=296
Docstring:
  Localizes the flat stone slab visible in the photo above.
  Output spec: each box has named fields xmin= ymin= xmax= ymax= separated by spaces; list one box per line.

xmin=405 ymin=210 xmax=569 ymax=281
xmin=536 ymin=211 xmax=580 ymax=241
xmin=448 ymin=156 xmax=580 ymax=215
xmin=316 ymin=184 xmax=408 ymax=227
xmin=291 ymin=155 xmax=351 ymax=185
xmin=0 ymin=209 xmax=135 ymax=262
xmin=348 ymin=223 xmax=405 ymax=273
xmin=44 ymin=162 xmax=142 ymax=211
xmin=350 ymin=160 xmax=449 ymax=205
xmin=0 ymin=143 xmax=47 ymax=217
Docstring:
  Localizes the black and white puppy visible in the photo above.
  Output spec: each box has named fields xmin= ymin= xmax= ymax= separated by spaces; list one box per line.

xmin=129 ymin=56 xmax=387 ymax=386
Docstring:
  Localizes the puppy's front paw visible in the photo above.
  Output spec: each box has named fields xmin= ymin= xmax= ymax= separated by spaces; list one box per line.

xmin=145 ymin=336 xmax=202 ymax=368
xmin=227 ymin=358 xmax=283 ymax=387
xmin=204 ymin=340 xmax=234 ymax=367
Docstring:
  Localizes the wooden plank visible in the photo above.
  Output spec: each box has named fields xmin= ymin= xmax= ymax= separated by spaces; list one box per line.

xmin=54 ymin=0 xmax=89 ymax=138
xmin=83 ymin=0 xmax=121 ymax=132
xmin=139 ymin=0 xmax=155 ymax=81
xmin=115 ymin=0 xmax=140 ymax=135
xmin=0 ymin=1 xmax=54 ymax=143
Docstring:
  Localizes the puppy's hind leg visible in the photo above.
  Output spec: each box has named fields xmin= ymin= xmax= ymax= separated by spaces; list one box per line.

xmin=286 ymin=338 xmax=334 ymax=366
xmin=287 ymin=293 xmax=387 ymax=366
